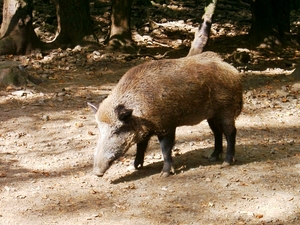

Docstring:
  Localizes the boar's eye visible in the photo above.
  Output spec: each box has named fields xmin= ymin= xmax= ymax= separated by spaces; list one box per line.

xmin=115 ymin=104 xmax=133 ymax=122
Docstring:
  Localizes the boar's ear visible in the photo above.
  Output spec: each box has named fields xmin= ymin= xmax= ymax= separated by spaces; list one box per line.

xmin=115 ymin=105 xmax=133 ymax=122
xmin=87 ymin=102 xmax=98 ymax=113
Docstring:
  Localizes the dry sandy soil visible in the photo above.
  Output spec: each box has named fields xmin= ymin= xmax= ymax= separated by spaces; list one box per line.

xmin=1 ymin=1 xmax=300 ymax=224
xmin=0 ymin=51 xmax=300 ymax=225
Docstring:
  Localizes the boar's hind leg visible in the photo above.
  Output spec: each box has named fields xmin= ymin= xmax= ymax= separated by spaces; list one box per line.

xmin=222 ymin=121 xmax=237 ymax=166
xmin=207 ymin=118 xmax=223 ymax=162
xmin=158 ymin=129 xmax=176 ymax=177
xmin=134 ymin=136 xmax=151 ymax=169
xmin=207 ymin=118 xmax=237 ymax=165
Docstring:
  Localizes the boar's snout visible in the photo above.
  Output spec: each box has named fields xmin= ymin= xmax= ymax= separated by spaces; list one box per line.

xmin=93 ymin=160 xmax=111 ymax=177
xmin=93 ymin=151 xmax=113 ymax=177
xmin=93 ymin=166 xmax=105 ymax=177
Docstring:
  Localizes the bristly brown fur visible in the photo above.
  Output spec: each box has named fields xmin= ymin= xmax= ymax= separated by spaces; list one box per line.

xmin=97 ymin=52 xmax=242 ymax=134
xmin=93 ymin=51 xmax=243 ymax=176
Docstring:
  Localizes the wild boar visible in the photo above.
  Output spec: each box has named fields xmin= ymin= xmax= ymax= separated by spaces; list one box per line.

xmin=89 ymin=51 xmax=243 ymax=177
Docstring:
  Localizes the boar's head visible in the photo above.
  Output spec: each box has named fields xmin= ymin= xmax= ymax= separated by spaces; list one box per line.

xmin=89 ymin=102 xmax=138 ymax=177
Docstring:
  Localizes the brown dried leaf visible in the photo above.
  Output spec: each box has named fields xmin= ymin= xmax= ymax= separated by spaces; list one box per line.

xmin=88 ymin=131 xmax=95 ymax=135
xmin=90 ymin=189 xmax=98 ymax=194
xmin=0 ymin=172 xmax=7 ymax=177
xmin=124 ymin=183 xmax=136 ymax=190
xmin=254 ymin=214 xmax=263 ymax=219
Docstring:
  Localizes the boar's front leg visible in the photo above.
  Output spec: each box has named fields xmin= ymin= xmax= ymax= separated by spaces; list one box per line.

xmin=134 ymin=136 xmax=151 ymax=169
xmin=158 ymin=129 xmax=176 ymax=177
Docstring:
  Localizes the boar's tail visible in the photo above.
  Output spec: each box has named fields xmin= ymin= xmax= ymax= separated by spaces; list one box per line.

xmin=236 ymin=98 xmax=243 ymax=118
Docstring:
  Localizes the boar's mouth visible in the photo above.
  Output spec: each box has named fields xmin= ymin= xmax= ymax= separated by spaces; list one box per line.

xmin=93 ymin=167 xmax=105 ymax=177
xmin=93 ymin=139 xmax=135 ymax=177
xmin=93 ymin=151 xmax=117 ymax=177
xmin=93 ymin=167 xmax=107 ymax=177
xmin=93 ymin=159 xmax=114 ymax=177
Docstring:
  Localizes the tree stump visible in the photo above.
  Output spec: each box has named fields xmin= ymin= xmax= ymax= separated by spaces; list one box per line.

xmin=0 ymin=61 xmax=41 ymax=87
xmin=0 ymin=0 xmax=41 ymax=55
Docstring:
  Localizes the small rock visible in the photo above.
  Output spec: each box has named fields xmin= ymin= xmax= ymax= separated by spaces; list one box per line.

xmin=42 ymin=115 xmax=50 ymax=121
xmin=161 ymin=186 xmax=168 ymax=191
xmin=291 ymin=83 xmax=300 ymax=92
xmin=72 ymin=45 xmax=82 ymax=52
xmin=208 ymin=202 xmax=214 ymax=207
xmin=270 ymin=149 xmax=276 ymax=154
xmin=57 ymin=92 xmax=65 ymax=97
xmin=276 ymin=89 xmax=289 ymax=97
xmin=57 ymin=97 xmax=64 ymax=102
xmin=11 ymin=90 xmax=30 ymax=97
xmin=4 ymin=186 xmax=10 ymax=192
xmin=127 ymin=164 xmax=136 ymax=172
xmin=152 ymin=153 xmax=161 ymax=159
xmin=205 ymin=178 xmax=212 ymax=182
xmin=75 ymin=122 xmax=84 ymax=128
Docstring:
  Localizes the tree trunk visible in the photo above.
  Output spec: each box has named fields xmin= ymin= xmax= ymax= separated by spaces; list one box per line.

xmin=249 ymin=0 xmax=291 ymax=44
xmin=51 ymin=0 xmax=96 ymax=47
xmin=187 ymin=0 xmax=218 ymax=56
xmin=107 ymin=0 xmax=135 ymax=53
xmin=0 ymin=0 xmax=40 ymax=55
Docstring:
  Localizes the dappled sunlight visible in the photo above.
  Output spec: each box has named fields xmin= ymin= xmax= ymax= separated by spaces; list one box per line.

xmin=1 ymin=0 xmax=300 ymax=224
xmin=1 ymin=148 xmax=299 ymax=224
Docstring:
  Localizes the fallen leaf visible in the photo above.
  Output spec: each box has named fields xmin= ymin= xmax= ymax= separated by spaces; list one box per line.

xmin=88 ymin=131 xmax=95 ymax=135
xmin=0 ymin=173 xmax=6 ymax=178
xmin=175 ymin=204 xmax=184 ymax=208
xmin=123 ymin=183 xmax=136 ymax=190
xmin=90 ymin=189 xmax=98 ymax=194
xmin=254 ymin=214 xmax=263 ymax=219
xmin=17 ymin=195 xmax=27 ymax=199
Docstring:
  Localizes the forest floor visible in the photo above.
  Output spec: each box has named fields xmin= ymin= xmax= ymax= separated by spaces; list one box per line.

xmin=1 ymin=0 xmax=300 ymax=224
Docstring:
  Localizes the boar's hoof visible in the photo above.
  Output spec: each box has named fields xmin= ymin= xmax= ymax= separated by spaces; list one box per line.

xmin=219 ymin=161 xmax=231 ymax=169
xmin=208 ymin=156 xmax=219 ymax=162
xmin=160 ymin=166 xmax=175 ymax=178
xmin=134 ymin=161 xmax=143 ymax=170
xmin=220 ymin=157 xmax=236 ymax=168
xmin=160 ymin=171 xmax=171 ymax=178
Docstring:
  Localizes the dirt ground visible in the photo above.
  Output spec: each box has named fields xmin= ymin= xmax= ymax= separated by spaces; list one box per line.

xmin=1 ymin=1 xmax=300 ymax=224
xmin=1 ymin=51 xmax=300 ymax=225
